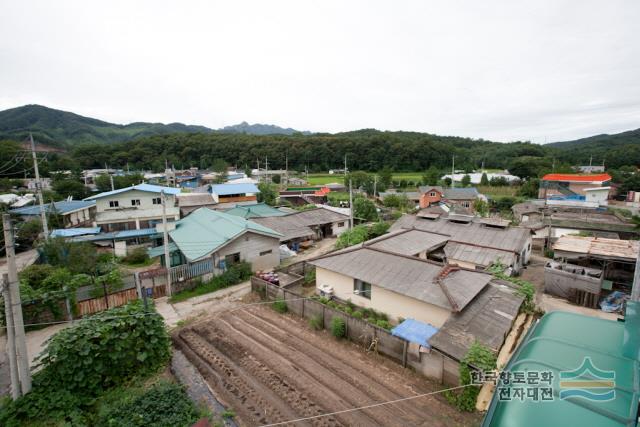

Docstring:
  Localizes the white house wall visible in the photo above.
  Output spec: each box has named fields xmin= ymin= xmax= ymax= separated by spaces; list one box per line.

xmin=315 ymin=267 xmax=451 ymax=328
xmin=93 ymin=190 xmax=180 ymax=228
xmin=214 ymin=232 xmax=280 ymax=272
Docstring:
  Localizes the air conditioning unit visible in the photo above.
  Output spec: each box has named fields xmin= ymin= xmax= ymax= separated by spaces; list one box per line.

xmin=319 ymin=284 xmax=334 ymax=297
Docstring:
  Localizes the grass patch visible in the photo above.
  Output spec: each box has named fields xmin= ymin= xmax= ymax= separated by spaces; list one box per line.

xmin=272 ymin=299 xmax=288 ymax=313
xmin=331 ymin=317 xmax=346 ymax=338
xmin=477 ymin=185 xmax=520 ymax=197
xmin=309 ymin=315 xmax=323 ymax=330
xmin=169 ymin=262 xmax=252 ymax=303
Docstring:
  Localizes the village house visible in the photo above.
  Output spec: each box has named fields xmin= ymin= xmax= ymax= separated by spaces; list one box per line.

xmin=10 ymin=200 xmax=96 ymax=228
xmin=176 ymin=192 xmax=218 ymax=216
xmin=418 ymin=186 xmax=444 ymax=208
xmin=84 ymin=183 xmax=180 ymax=232
xmin=210 ymin=183 xmax=259 ymax=204
xmin=391 ymin=213 xmax=532 ymax=273
xmin=279 ymin=186 xmax=331 ymax=206
xmin=538 ymin=173 xmax=612 ymax=205
xmin=148 ymin=207 xmax=281 ymax=271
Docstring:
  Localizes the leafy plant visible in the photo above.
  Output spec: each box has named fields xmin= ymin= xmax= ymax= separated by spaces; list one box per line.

xmin=376 ymin=320 xmax=391 ymax=330
xmin=169 ymin=262 xmax=252 ymax=303
xmin=309 ymin=315 xmax=323 ymax=330
xmin=221 ymin=409 xmax=236 ymax=419
xmin=121 ymin=247 xmax=151 ymax=265
xmin=445 ymin=341 xmax=496 ymax=411
xmin=331 ymin=317 xmax=346 ymax=338
xmin=352 ymin=310 xmax=364 ymax=319
xmin=272 ymin=299 xmax=288 ymax=313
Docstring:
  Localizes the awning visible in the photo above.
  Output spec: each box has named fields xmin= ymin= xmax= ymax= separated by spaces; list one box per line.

xmin=148 ymin=242 xmax=179 ymax=258
xmin=391 ymin=318 xmax=439 ymax=348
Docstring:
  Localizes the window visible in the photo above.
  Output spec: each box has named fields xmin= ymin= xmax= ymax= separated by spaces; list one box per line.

xmin=225 ymin=252 xmax=241 ymax=265
xmin=429 ymin=192 xmax=437 ymax=197
xmin=461 ymin=201 xmax=470 ymax=208
xmin=354 ymin=279 xmax=372 ymax=299
xmin=152 ymin=197 xmax=161 ymax=205
xmin=131 ymin=199 xmax=140 ymax=206
xmin=337 ymin=222 xmax=345 ymax=227
xmin=109 ymin=200 xmax=119 ymax=208
xmin=259 ymin=250 xmax=272 ymax=256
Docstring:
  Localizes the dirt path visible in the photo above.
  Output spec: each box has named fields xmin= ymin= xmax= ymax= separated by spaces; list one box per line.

xmin=175 ymin=305 xmax=479 ymax=427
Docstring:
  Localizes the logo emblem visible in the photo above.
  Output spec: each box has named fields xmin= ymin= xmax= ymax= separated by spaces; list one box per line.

xmin=559 ymin=357 xmax=615 ymax=401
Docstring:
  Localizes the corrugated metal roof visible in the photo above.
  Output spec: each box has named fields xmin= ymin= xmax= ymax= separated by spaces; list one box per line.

xmin=251 ymin=215 xmax=315 ymax=241
xmin=553 ymin=235 xmax=639 ymax=261
xmin=541 ymin=173 xmax=612 ymax=182
xmin=210 ymin=183 xmax=259 ymax=196
xmin=69 ymin=227 xmax=159 ymax=242
xmin=482 ymin=305 xmax=640 ymax=427
xmin=148 ymin=242 xmax=179 ymax=258
xmin=50 ymin=227 xmax=101 ymax=237
xmin=391 ymin=319 xmax=439 ymax=348
xmin=84 ymin=183 xmax=180 ymax=200
xmin=169 ymin=207 xmax=282 ymax=261
xmin=177 ymin=193 xmax=217 ymax=207
xmin=224 ymin=203 xmax=287 ymax=218
xmin=308 ymin=247 xmax=490 ymax=311
xmin=291 ymin=207 xmax=349 ymax=226
xmin=10 ymin=200 xmax=95 ymax=215
xmin=429 ymin=281 xmax=522 ymax=360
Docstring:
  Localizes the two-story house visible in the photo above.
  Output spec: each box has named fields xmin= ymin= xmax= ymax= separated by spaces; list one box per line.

xmin=418 ymin=186 xmax=444 ymax=209
xmin=84 ymin=184 xmax=181 ymax=232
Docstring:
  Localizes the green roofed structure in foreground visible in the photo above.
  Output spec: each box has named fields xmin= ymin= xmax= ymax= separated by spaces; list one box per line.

xmin=482 ymin=302 xmax=640 ymax=427
xmin=148 ymin=208 xmax=283 ymax=271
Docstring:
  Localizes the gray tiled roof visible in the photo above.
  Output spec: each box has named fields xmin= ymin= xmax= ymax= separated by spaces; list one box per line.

xmin=443 ymin=187 xmax=479 ymax=200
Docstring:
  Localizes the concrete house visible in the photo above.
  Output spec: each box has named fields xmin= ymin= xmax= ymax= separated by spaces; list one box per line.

xmin=210 ymin=183 xmax=259 ymax=204
xmin=85 ymin=184 xmax=181 ymax=232
xmin=538 ymin=173 xmax=612 ymax=200
xmin=149 ymin=207 xmax=282 ymax=271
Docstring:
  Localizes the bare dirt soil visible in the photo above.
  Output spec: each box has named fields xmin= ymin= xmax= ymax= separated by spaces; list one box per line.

xmin=174 ymin=305 xmax=480 ymax=427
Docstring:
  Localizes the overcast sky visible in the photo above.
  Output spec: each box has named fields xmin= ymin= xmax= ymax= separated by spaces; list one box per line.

xmin=1 ymin=1 xmax=639 ymax=143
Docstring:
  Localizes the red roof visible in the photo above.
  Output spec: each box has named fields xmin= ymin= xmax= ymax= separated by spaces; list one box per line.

xmin=541 ymin=173 xmax=612 ymax=182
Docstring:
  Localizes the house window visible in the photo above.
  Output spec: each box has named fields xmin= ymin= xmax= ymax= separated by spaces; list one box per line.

xmin=259 ymin=250 xmax=272 ymax=256
xmin=131 ymin=199 xmax=140 ymax=206
xmin=429 ymin=192 xmax=437 ymax=197
xmin=337 ymin=222 xmax=345 ymax=227
xmin=461 ymin=201 xmax=470 ymax=208
xmin=109 ymin=200 xmax=119 ymax=208
xmin=225 ymin=252 xmax=241 ymax=265
xmin=152 ymin=197 xmax=161 ymax=205
xmin=354 ymin=279 xmax=372 ymax=299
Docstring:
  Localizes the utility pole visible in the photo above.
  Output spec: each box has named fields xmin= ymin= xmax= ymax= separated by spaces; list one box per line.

xmin=265 ymin=156 xmax=269 ymax=184
xmin=29 ymin=134 xmax=49 ymax=238
xmin=161 ymin=191 xmax=172 ymax=297
xmin=589 ymin=155 xmax=593 ymax=168
xmin=2 ymin=273 xmax=20 ymax=399
xmin=373 ymin=175 xmax=377 ymax=198
xmin=349 ymin=179 xmax=354 ymax=230
xmin=285 ymin=152 xmax=288 ymax=185
xmin=3 ymin=214 xmax=31 ymax=394
xmin=344 ymin=154 xmax=348 ymax=176
xmin=451 ymin=155 xmax=455 ymax=188
xmin=632 ymin=246 xmax=640 ymax=302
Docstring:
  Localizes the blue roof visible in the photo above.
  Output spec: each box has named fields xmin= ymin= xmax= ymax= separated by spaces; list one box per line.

xmin=84 ymin=183 xmax=181 ymax=200
xmin=10 ymin=200 xmax=95 ymax=216
xmin=50 ymin=227 xmax=101 ymax=237
xmin=391 ymin=319 xmax=439 ymax=348
xmin=210 ymin=183 xmax=259 ymax=196
xmin=70 ymin=227 xmax=159 ymax=242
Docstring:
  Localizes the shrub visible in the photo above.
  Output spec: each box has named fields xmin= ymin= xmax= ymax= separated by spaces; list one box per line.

xmin=94 ymin=381 xmax=201 ymax=427
xmin=318 ymin=297 xmax=329 ymax=305
xmin=0 ymin=301 xmax=170 ymax=425
xmin=169 ymin=261 xmax=252 ymax=303
xmin=327 ymin=301 xmax=338 ymax=310
xmin=121 ymin=247 xmax=150 ymax=265
xmin=331 ymin=317 xmax=346 ymax=338
xmin=352 ymin=310 xmax=364 ymax=319
xmin=272 ymin=299 xmax=288 ymax=313
xmin=304 ymin=269 xmax=316 ymax=285
xmin=309 ymin=315 xmax=323 ymax=330
xmin=344 ymin=306 xmax=353 ymax=315
xmin=376 ymin=320 xmax=391 ymax=330
xmin=445 ymin=342 xmax=496 ymax=412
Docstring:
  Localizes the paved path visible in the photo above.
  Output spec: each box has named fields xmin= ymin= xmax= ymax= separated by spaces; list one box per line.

xmin=0 ymin=249 xmax=39 ymax=277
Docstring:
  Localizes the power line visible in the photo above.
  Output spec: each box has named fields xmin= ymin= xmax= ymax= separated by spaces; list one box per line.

xmin=259 ymin=383 xmax=475 ymax=427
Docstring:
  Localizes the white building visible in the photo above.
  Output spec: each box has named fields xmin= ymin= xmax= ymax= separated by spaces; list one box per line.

xmin=85 ymin=183 xmax=181 ymax=232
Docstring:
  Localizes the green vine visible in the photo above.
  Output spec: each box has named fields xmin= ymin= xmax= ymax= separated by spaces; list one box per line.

xmin=487 ymin=261 xmax=536 ymax=314
xmin=445 ymin=341 xmax=496 ymax=411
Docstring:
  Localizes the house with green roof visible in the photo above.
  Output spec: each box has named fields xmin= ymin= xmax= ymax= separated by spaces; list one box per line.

xmin=224 ymin=202 xmax=288 ymax=219
xmin=148 ymin=207 xmax=282 ymax=271
xmin=482 ymin=302 xmax=640 ymax=427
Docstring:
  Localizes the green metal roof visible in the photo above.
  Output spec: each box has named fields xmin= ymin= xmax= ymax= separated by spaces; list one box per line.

xmin=224 ymin=203 xmax=287 ymax=219
xmin=168 ymin=207 xmax=282 ymax=262
xmin=147 ymin=242 xmax=178 ymax=258
xmin=482 ymin=305 xmax=640 ymax=427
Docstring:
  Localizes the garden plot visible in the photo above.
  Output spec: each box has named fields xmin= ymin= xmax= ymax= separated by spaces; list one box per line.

xmin=173 ymin=305 xmax=479 ymax=426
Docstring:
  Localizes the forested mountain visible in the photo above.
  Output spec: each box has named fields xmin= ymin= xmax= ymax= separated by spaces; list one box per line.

xmin=549 ymin=128 xmax=640 ymax=168
xmin=0 ymin=105 xmax=308 ymax=147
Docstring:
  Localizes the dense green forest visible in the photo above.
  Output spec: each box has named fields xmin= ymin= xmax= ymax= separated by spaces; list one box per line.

xmin=0 ymin=105 xmax=639 ymax=181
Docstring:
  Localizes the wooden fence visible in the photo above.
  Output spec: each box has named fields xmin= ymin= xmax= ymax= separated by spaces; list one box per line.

xmin=76 ymin=288 xmax=139 ymax=317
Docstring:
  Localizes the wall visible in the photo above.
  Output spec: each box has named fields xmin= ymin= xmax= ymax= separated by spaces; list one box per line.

xmin=332 ymin=220 xmax=349 ymax=236
xmin=215 ymin=231 xmax=280 ymax=271
xmin=94 ymin=190 xmax=180 ymax=227
xmin=419 ymin=192 xmax=442 ymax=209
xmin=315 ymin=267 xmax=451 ymax=328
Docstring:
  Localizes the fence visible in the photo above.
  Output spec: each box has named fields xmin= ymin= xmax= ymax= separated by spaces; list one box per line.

xmin=251 ymin=276 xmax=462 ymax=385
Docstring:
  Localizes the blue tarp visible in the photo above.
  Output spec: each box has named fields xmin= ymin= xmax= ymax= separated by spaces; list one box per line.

xmin=391 ymin=318 xmax=439 ymax=348
xmin=50 ymin=227 xmax=101 ymax=238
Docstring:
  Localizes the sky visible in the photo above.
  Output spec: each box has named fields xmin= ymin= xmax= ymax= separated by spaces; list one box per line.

xmin=1 ymin=0 xmax=640 ymax=143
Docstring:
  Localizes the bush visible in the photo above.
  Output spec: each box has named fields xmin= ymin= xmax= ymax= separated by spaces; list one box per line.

xmin=0 ymin=301 xmax=170 ymax=425
xmin=304 ymin=269 xmax=316 ymax=285
xmin=318 ymin=296 xmax=330 ymax=305
xmin=352 ymin=310 xmax=364 ymax=319
xmin=272 ymin=299 xmax=288 ymax=313
xmin=121 ymin=247 xmax=150 ymax=265
xmin=309 ymin=315 xmax=323 ymax=330
xmin=94 ymin=381 xmax=201 ymax=427
xmin=376 ymin=320 xmax=391 ymax=330
xmin=331 ymin=317 xmax=346 ymax=338
xmin=368 ymin=221 xmax=390 ymax=238
xmin=169 ymin=261 xmax=252 ymax=303
xmin=445 ymin=342 xmax=496 ymax=411
xmin=335 ymin=225 xmax=370 ymax=249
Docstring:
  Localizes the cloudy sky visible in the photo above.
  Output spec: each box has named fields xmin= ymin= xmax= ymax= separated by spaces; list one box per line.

xmin=1 ymin=0 xmax=639 ymax=142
